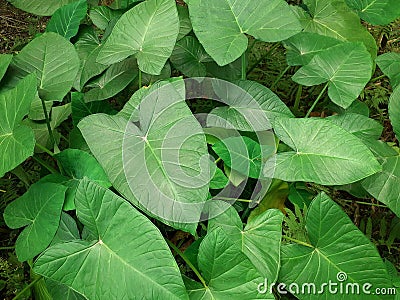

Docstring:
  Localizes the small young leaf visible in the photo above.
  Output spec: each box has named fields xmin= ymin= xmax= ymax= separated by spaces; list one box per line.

xmin=3 ymin=182 xmax=67 ymax=262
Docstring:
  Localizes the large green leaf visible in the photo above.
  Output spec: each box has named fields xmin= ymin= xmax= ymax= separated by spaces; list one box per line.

xmin=284 ymin=32 xmax=342 ymax=66
xmin=84 ymin=57 xmax=138 ymax=102
xmin=33 ymin=179 xmax=189 ymax=300
xmin=12 ymin=32 xmax=80 ymax=101
xmin=188 ymin=0 xmax=301 ymax=66
xmin=185 ymin=227 xmax=269 ymax=299
xmin=377 ymin=52 xmax=400 ymax=89
xmin=0 ymin=74 xmax=36 ymax=177
xmin=207 ymin=80 xmax=294 ymax=131
xmin=0 ymin=54 xmax=12 ymax=81
xmin=292 ymin=42 xmax=372 ymax=108
xmin=8 ymin=0 xmax=76 ymax=16
xmin=97 ymin=0 xmax=179 ymax=75
xmin=170 ymin=36 xmax=213 ymax=77
xmin=46 ymin=0 xmax=87 ymax=40
xmin=28 ymin=95 xmax=53 ymax=121
xmin=293 ymin=0 xmax=377 ymax=57
xmin=279 ymin=193 xmax=392 ymax=300
xmin=389 ymin=85 xmax=400 ymax=139
xmin=78 ymin=78 xmax=208 ymax=233
xmin=177 ymin=4 xmax=192 ymax=40
xmin=3 ymin=182 xmax=66 ymax=262
xmin=265 ymin=117 xmax=381 ymax=185
xmin=345 ymin=0 xmax=400 ymax=25
xmin=208 ymin=206 xmax=283 ymax=282
xmin=362 ymin=156 xmax=400 ymax=218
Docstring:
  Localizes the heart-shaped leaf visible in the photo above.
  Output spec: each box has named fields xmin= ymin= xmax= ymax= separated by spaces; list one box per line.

xmin=279 ymin=193 xmax=392 ymax=300
xmin=265 ymin=117 xmax=381 ymax=185
xmin=188 ymin=0 xmax=301 ymax=66
xmin=33 ymin=179 xmax=189 ymax=300
xmin=46 ymin=0 xmax=87 ymax=40
xmin=3 ymin=182 xmax=67 ymax=262
xmin=293 ymin=0 xmax=377 ymax=57
xmin=184 ymin=227 xmax=270 ymax=299
xmin=0 ymin=74 xmax=36 ymax=177
xmin=97 ymin=0 xmax=179 ymax=75
xmin=284 ymin=32 xmax=342 ymax=66
xmin=208 ymin=206 xmax=283 ymax=281
xmin=12 ymin=32 xmax=80 ymax=101
xmin=292 ymin=42 xmax=372 ymax=108
xmin=345 ymin=0 xmax=400 ymax=25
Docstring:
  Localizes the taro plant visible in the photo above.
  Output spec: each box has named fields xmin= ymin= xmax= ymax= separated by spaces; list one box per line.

xmin=1 ymin=0 xmax=400 ymax=299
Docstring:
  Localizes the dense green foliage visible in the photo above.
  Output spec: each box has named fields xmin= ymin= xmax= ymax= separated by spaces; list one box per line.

xmin=2 ymin=0 xmax=400 ymax=299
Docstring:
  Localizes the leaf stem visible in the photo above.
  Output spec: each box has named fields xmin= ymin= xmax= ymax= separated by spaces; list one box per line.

xmin=270 ymin=65 xmax=291 ymax=89
xmin=0 ymin=246 xmax=15 ymax=250
xmin=165 ymin=239 xmax=208 ymax=288
xmin=305 ymin=83 xmax=329 ymax=118
xmin=241 ymin=52 xmax=247 ymax=80
xmin=12 ymin=275 xmax=42 ymax=300
xmin=32 ymin=155 xmax=58 ymax=174
xmin=35 ymin=143 xmax=54 ymax=156
xmin=294 ymin=84 xmax=303 ymax=111
xmin=283 ymin=236 xmax=313 ymax=248
xmin=138 ymin=69 xmax=142 ymax=89
xmin=40 ymin=97 xmax=56 ymax=149
xmin=213 ymin=196 xmax=251 ymax=203
xmin=340 ymin=199 xmax=387 ymax=208
xmin=370 ymin=74 xmax=386 ymax=83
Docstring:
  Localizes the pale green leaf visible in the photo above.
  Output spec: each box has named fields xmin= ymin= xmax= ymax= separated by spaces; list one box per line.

xmin=377 ymin=52 xmax=400 ymax=89
xmin=89 ymin=6 xmax=123 ymax=30
xmin=12 ymin=32 xmax=80 ymax=101
xmin=265 ymin=117 xmax=381 ymax=185
xmin=292 ymin=42 xmax=372 ymax=108
xmin=3 ymin=182 xmax=66 ymax=262
xmin=280 ymin=193 xmax=392 ymax=300
xmin=389 ymin=85 xmax=400 ymax=139
xmin=33 ymin=179 xmax=189 ymax=300
xmin=8 ymin=0 xmax=76 ymax=16
xmin=345 ymin=0 xmax=400 ymax=25
xmin=97 ymin=0 xmax=179 ymax=75
xmin=362 ymin=156 xmax=400 ymax=218
xmin=0 ymin=74 xmax=36 ymax=177
xmin=188 ymin=0 xmax=301 ymax=66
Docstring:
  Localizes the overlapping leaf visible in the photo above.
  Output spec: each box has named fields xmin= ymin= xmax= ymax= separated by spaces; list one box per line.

xmin=188 ymin=0 xmax=301 ymax=66
xmin=389 ymin=85 xmax=400 ymax=139
xmin=362 ymin=156 xmax=400 ymax=218
xmin=34 ymin=179 xmax=189 ymax=300
xmin=97 ymin=0 xmax=179 ymax=75
xmin=345 ymin=0 xmax=400 ymax=25
xmin=3 ymin=182 xmax=66 ymax=262
xmin=0 ymin=74 xmax=36 ymax=176
xmin=184 ymin=227 xmax=270 ymax=299
xmin=280 ymin=193 xmax=392 ymax=300
xmin=89 ymin=6 xmax=123 ymax=30
xmin=265 ymin=117 xmax=381 ymax=185
xmin=0 ymin=54 xmax=12 ymax=80
xmin=9 ymin=0 xmax=76 ymax=16
xmin=46 ymin=0 xmax=87 ymax=40
xmin=292 ymin=42 xmax=372 ymax=108
xmin=293 ymin=0 xmax=377 ymax=57
xmin=377 ymin=52 xmax=400 ymax=89
xmin=12 ymin=32 xmax=79 ymax=101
